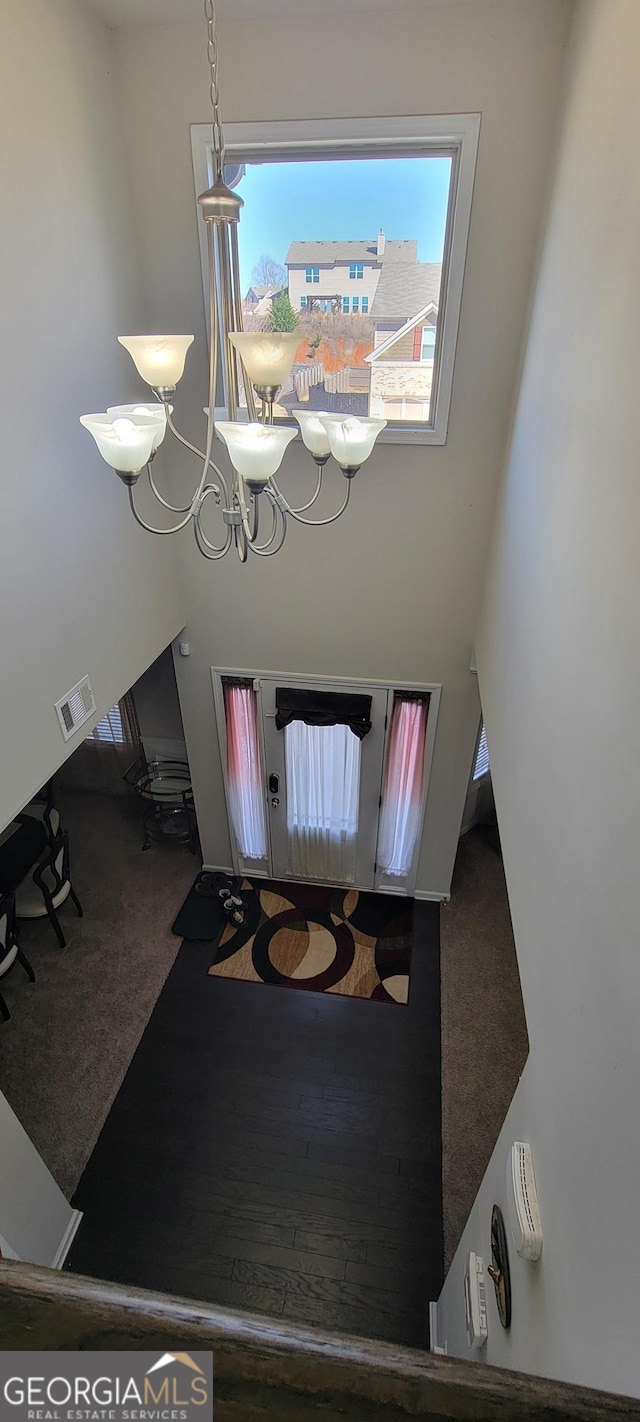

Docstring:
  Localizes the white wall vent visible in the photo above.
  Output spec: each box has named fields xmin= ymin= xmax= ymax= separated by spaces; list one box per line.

xmin=55 ymin=676 xmax=96 ymax=742
xmin=506 ymin=1141 xmax=543 ymax=1260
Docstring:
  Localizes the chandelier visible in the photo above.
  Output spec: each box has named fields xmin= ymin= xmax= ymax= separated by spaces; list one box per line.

xmin=79 ymin=1 xmax=386 ymax=563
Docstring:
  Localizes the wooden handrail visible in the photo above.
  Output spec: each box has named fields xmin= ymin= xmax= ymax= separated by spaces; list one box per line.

xmin=0 ymin=1261 xmax=637 ymax=1420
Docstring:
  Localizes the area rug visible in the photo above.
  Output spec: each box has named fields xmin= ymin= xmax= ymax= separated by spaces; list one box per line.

xmin=208 ymin=879 xmax=413 ymax=1004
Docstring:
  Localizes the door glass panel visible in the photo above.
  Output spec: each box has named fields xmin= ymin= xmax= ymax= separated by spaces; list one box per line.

xmin=284 ymin=721 xmax=361 ymax=882
xmin=223 ymin=682 xmax=268 ymax=860
xmin=377 ymin=695 xmax=429 ymax=877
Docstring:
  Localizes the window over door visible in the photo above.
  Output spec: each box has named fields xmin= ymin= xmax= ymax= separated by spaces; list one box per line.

xmin=192 ymin=114 xmax=480 ymax=444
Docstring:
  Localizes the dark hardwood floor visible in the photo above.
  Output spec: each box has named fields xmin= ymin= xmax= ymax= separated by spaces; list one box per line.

xmin=67 ymin=901 xmax=442 ymax=1347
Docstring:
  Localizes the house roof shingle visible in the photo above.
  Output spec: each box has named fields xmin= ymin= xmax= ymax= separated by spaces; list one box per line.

xmin=285 ymin=239 xmax=417 ymax=266
xmin=246 ymin=283 xmax=285 ymax=300
xmin=369 ymin=262 xmax=441 ymax=320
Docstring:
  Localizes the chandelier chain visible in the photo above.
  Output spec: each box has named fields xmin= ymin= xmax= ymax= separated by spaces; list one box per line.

xmin=204 ymin=0 xmax=225 ymax=180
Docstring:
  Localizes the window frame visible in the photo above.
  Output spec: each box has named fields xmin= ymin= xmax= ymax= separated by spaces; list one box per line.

xmin=472 ymin=720 xmax=490 ymax=783
xmin=191 ymin=114 xmax=480 ymax=446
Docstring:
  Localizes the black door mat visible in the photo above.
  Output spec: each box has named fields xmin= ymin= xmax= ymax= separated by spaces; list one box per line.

xmin=171 ymin=872 xmax=235 ymax=940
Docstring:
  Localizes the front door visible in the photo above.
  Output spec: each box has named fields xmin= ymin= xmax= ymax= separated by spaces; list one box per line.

xmin=260 ymin=677 xmax=389 ymax=890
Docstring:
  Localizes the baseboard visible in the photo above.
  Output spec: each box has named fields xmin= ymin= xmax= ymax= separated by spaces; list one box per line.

xmin=50 ymin=1209 xmax=83 ymax=1270
xmin=202 ymin=868 xmax=450 ymax=902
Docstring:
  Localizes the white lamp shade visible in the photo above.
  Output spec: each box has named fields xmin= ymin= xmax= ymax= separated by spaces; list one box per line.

xmin=319 ymin=415 xmax=387 ymax=469
xmin=228 ymin=332 xmax=300 ymax=389
xmin=292 ymin=410 xmax=333 ymax=458
xmin=118 ymin=335 xmax=194 ymax=387
xmin=79 ymin=413 xmax=157 ymax=472
xmin=107 ymin=404 xmax=168 ymax=452
xmin=216 ymin=421 xmax=298 ymax=485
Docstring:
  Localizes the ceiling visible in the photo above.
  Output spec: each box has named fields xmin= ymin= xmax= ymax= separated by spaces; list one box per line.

xmin=84 ymin=0 xmax=449 ymax=25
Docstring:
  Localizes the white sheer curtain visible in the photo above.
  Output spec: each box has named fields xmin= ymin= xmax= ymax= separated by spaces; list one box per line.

xmin=284 ymin=721 xmax=361 ymax=883
xmin=377 ymin=695 xmax=429 ymax=878
xmin=223 ymin=682 xmax=267 ymax=860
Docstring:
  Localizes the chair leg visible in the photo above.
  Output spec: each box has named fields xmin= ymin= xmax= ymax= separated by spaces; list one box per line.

xmin=45 ymin=900 xmax=66 ymax=949
xmin=0 ymin=991 xmax=10 ymax=1023
xmin=17 ymin=948 xmax=35 ymax=983
xmin=69 ymin=887 xmax=84 ymax=919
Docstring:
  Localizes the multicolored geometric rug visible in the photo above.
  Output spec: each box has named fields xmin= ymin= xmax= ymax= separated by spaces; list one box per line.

xmin=208 ymin=879 xmax=413 ymax=1005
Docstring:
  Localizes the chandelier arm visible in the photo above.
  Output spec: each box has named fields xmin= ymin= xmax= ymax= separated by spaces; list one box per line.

xmin=247 ymin=493 xmax=260 ymax=542
xmin=165 ymin=411 xmax=230 ymax=511
xmin=236 ymin=481 xmax=262 ymax=544
xmin=194 ymin=510 xmax=233 ymax=560
xmin=194 ymin=484 xmax=233 ymax=554
xmin=270 ymin=462 xmax=323 ymax=515
xmin=272 ymin=477 xmax=352 ymax=527
xmin=247 ymin=494 xmax=279 ymax=551
xmin=147 ymin=462 xmax=195 ymax=514
xmin=248 ymin=496 xmax=288 ymax=557
xmin=235 ymin=522 xmax=248 ymax=563
xmin=127 ymin=485 xmax=195 ymax=536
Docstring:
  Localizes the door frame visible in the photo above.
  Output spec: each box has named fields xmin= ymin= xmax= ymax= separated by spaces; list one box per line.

xmin=260 ymin=675 xmax=389 ymax=891
xmin=212 ymin=667 xmax=441 ymax=895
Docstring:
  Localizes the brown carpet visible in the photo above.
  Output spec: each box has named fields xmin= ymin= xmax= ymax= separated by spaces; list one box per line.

xmin=209 ymin=879 xmax=413 ymax=1004
xmin=0 ymin=789 xmax=195 ymax=1198
xmin=440 ymin=825 xmax=529 ymax=1268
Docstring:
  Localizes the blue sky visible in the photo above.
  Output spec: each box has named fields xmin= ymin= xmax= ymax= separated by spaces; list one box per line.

xmin=234 ymin=156 xmax=451 ymax=293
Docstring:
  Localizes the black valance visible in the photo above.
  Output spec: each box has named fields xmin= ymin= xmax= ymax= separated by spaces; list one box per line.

xmin=393 ymin=689 xmax=431 ymax=705
xmin=275 ymin=687 xmax=372 ymax=740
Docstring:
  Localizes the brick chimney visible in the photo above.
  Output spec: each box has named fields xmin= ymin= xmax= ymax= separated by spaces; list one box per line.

xmin=377 ymin=228 xmax=386 ymax=257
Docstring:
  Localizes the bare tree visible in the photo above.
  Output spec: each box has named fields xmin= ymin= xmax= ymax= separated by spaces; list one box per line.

xmin=251 ymin=254 xmax=287 ymax=289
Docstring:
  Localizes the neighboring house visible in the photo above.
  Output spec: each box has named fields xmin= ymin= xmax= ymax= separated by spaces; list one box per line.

xmin=287 ymin=235 xmax=442 ymax=419
xmin=367 ymin=261 xmax=441 ymax=418
xmin=286 ymin=231 xmax=417 ymax=314
xmin=242 ymin=283 xmax=285 ymax=318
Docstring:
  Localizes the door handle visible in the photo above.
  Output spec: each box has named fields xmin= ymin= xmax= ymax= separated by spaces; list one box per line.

xmin=268 ymin=773 xmax=279 ymax=794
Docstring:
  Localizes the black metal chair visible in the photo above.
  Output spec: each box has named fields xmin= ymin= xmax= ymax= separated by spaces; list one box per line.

xmin=0 ymin=892 xmax=35 ymax=1022
xmin=15 ymin=830 xmax=83 ymax=949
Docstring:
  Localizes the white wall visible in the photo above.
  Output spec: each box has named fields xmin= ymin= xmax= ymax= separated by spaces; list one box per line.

xmin=0 ymin=1090 xmax=77 ymax=1267
xmin=133 ymin=646 xmax=186 ymax=762
xmin=0 ymin=0 xmax=184 ymax=832
xmin=438 ymin=0 xmax=640 ymax=1397
xmin=112 ymin=0 xmax=573 ymax=893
